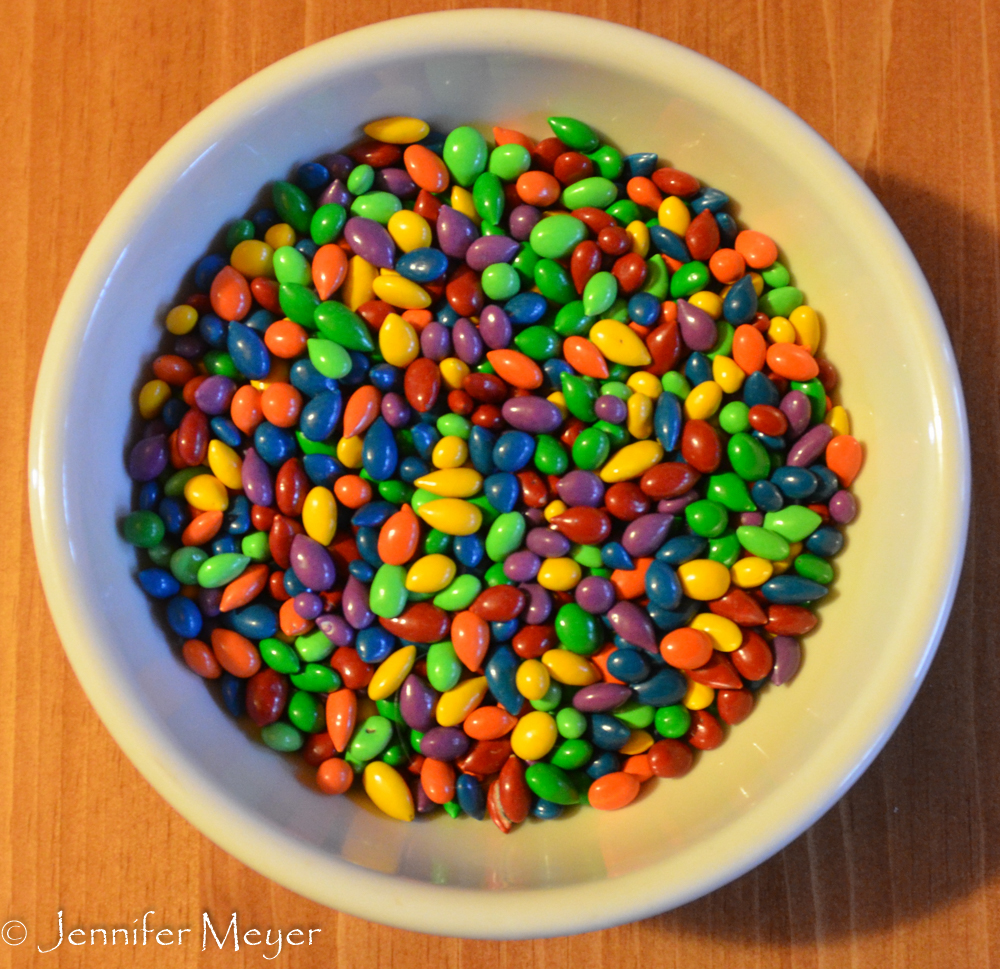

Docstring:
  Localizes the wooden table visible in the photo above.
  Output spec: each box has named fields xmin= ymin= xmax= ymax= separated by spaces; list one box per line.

xmin=2 ymin=0 xmax=995 ymax=965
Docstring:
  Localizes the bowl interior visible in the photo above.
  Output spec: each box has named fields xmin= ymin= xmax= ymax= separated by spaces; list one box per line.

xmin=31 ymin=11 xmax=967 ymax=938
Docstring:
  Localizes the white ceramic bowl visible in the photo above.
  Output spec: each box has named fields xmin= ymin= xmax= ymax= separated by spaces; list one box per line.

xmin=29 ymin=9 xmax=969 ymax=940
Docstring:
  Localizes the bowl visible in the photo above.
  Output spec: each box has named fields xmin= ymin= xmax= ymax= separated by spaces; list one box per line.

xmin=28 ymin=9 xmax=969 ymax=940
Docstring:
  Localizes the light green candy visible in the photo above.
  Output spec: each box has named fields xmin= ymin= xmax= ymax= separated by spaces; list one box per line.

xmin=433 ymin=575 xmax=482 ymax=611
xmin=369 ymin=564 xmax=408 ymax=618
xmin=485 ymin=511 xmax=526 ymax=561
xmin=764 ymin=506 xmax=823 ymax=542
xmin=272 ymin=246 xmax=311 ymax=285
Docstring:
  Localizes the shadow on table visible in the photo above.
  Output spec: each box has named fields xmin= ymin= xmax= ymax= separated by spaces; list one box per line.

xmin=659 ymin=174 xmax=996 ymax=942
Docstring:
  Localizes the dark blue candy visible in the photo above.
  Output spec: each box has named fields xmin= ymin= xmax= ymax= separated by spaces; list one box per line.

xmin=805 ymin=526 xmax=844 ymax=558
xmin=410 ymin=422 xmax=439 ymax=461
xmin=395 ymin=247 xmax=449 ymax=283
xmin=493 ymin=431 xmax=535 ymax=473
xmin=628 ymin=292 xmax=661 ymax=326
xmin=532 ymin=798 xmax=563 ymax=820
xmin=649 ymin=225 xmax=690 ymax=263
xmin=303 ymin=453 xmax=342 ymax=487
xmin=653 ymin=391 xmax=684 ymax=452
xmin=219 ymin=673 xmax=245 ymax=718
xmin=753 ymin=429 xmax=785 ymax=451
xmin=601 ymin=541 xmax=634 ymax=571
xmin=468 ymin=426 xmax=497 ymax=476
xmin=760 ymin=575 xmax=828 ymax=604
xmin=751 ymin=480 xmax=784 ymax=512
xmin=685 ymin=352 xmax=712 ymax=386
xmin=586 ymin=750 xmax=621 ymax=778
xmin=645 ymin=560 xmax=682 ymax=610
xmin=723 ymin=274 xmax=757 ymax=326
xmin=456 ymin=773 xmax=486 ymax=820
xmin=340 ymin=350 xmax=371 ymax=388
xmin=210 ymin=417 xmax=242 ymax=448
xmin=224 ymin=495 xmax=250 ymax=535
xmin=743 ymin=370 xmax=780 ymax=408
xmin=624 ymin=152 xmax=657 ymax=177
xmin=606 ymin=647 xmax=650 ymax=684
xmin=232 ymin=603 xmax=277 ymax=640
xmin=504 ymin=292 xmax=547 ymax=324
xmin=485 ymin=645 xmax=521 ymax=716
xmin=453 ymin=534 xmax=484 ymax=568
xmin=138 ymin=568 xmax=180 ymax=599
xmin=289 ymin=358 xmax=338 ymax=397
xmin=689 ymin=187 xmax=729 ymax=213
xmin=356 ymin=626 xmax=396 ymax=664
xmin=295 ymin=238 xmax=319 ymax=260
xmin=810 ymin=464 xmax=840 ymax=502
xmin=243 ymin=308 xmax=275 ymax=336
xmin=299 ymin=390 xmax=342 ymax=442
xmin=771 ymin=467 xmax=817 ymax=500
xmin=369 ymin=362 xmax=401 ymax=392
xmin=436 ymin=304 xmax=460 ymax=327
xmin=349 ymin=559 xmax=375 ymax=582
xmin=632 ymin=667 xmax=687 ymax=706
xmin=198 ymin=312 xmax=227 ymax=348
xmin=484 ymin=472 xmax=519 ymax=513
xmin=589 ymin=715 xmax=630 ymax=751
xmin=194 ymin=254 xmax=228 ymax=292
xmin=491 ymin=620 xmax=519 ymax=643
xmin=211 ymin=536 xmax=237 ymax=555
xmin=254 ymin=422 xmax=297 ymax=466
xmin=138 ymin=481 xmax=161 ymax=512
xmin=296 ymin=161 xmax=330 ymax=193
xmin=166 ymin=596 xmax=202 ymax=638
xmin=355 ymin=527 xmax=383 ymax=568
xmin=362 ymin=416 xmax=397 ymax=481
xmin=716 ymin=211 xmax=738 ymax=246
xmin=352 ymin=501 xmax=397 ymax=528
xmin=161 ymin=397 xmax=186 ymax=429
xmin=393 ymin=457 xmax=426 ymax=484
xmin=157 ymin=497 xmax=187 ymax=534
xmin=283 ymin=569 xmax=307 ymax=597
xmin=656 ymin=535 xmax=707 ymax=566
xmin=542 ymin=358 xmax=573 ymax=390
xmin=252 ymin=208 xmax=277 ymax=233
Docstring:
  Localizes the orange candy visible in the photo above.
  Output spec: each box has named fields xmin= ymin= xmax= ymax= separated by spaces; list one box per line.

xmin=403 ymin=144 xmax=450 ymax=193
xmin=210 ymin=265 xmax=252 ymax=321
xmin=219 ymin=563 xmax=270 ymax=612
xmin=626 ymin=176 xmax=663 ymax=210
xmin=152 ymin=354 xmax=195 ymax=386
xmin=451 ymin=610 xmax=490 ymax=671
xmin=734 ymin=230 xmax=778 ymax=269
xmin=260 ymin=381 xmax=303 ymax=428
xmin=732 ymin=324 xmax=767 ymax=374
xmin=588 ymin=771 xmax=641 ymax=811
xmin=312 ymin=244 xmax=348 ymax=300
xmin=326 ymin=689 xmax=357 ymax=753
xmin=210 ymin=628 xmax=261 ymax=678
xmin=463 ymin=706 xmax=517 ymax=740
xmin=610 ymin=557 xmax=653 ymax=600
xmin=623 ymin=753 xmax=654 ymax=783
xmin=182 ymin=510 xmax=223 ymax=547
xmin=182 ymin=639 xmax=221 ymax=679
xmin=279 ymin=596 xmax=313 ymax=636
xmin=563 ymin=336 xmax=610 ymax=379
xmin=766 ymin=342 xmax=819 ymax=381
xmin=659 ymin=627 xmax=714 ymax=669
xmin=709 ymin=248 xmax=746 ymax=284
xmin=230 ymin=385 xmax=263 ymax=435
xmin=316 ymin=758 xmax=354 ymax=795
xmin=493 ymin=126 xmax=534 ymax=150
xmin=420 ymin=758 xmax=456 ymax=804
xmin=377 ymin=504 xmax=420 ymax=565
xmin=334 ymin=474 xmax=372 ymax=509
xmin=343 ymin=385 xmax=382 ymax=438
xmin=826 ymin=434 xmax=863 ymax=486
xmin=486 ymin=349 xmax=543 ymax=389
xmin=264 ymin=319 xmax=308 ymax=358
xmin=515 ymin=171 xmax=561 ymax=207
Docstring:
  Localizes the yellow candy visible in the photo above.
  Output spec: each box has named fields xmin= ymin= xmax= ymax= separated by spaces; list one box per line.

xmin=510 ymin=710 xmax=557 ymax=761
xmin=731 ymin=556 xmax=774 ymax=589
xmin=767 ymin=316 xmax=796 ymax=344
xmin=436 ymin=676 xmax=488 ymax=727
xmin=772 ymin=542 xmax=802 ymax=576
xmin=547 ymin=390 xmax=569 ymax=418
xmin=372 ymin=274 xmax=432 ymax=310
xmin=264 ymin=223 xmax=296 ymax=250
xmin=626 ymin=392 xmax=653 ymax=439
xmin=356 ymin=694 xmax=378 ymax=724
xmin=368 ymin=645 xmax=417 ymax=701
xmin=229 ymin=239 xmax=274 ymax=279
xmin=619 ymin=729 xmax=654 ymax=756
xmin=378 ymin=313 xmax=420 ymax=366
xmin=684 ymin=380 xmax=723 ymax=420
xmin=543 ymin=500 xmax=567 ymax=522
xmin=626 ymin=219 xmax=650 ymax=257
xmin=825 ymin=405 xmax=850 ymax=437
xmin=207 ymin=440 xmax=243 ymax=490
xmin=537 ymin=557 xmax=582 ymax=591
xmin=405 ymin=554 xmax=456 ymax=594
xmin=626 ymin=371 xmax=661 ymax=399
xmin=677 ymin=559 xmax=731 ymax=600
xmin=138 ymin=379 xmax=170 ymax=419
xmin=515 ymin=659 xmax=551 ymax=701
xmin=438 ymin=357 xmax=470 ymax=390
xmin=183 ymin=474 xmax=229 ymax=512
xmin=302 ymin=486 xmax=337 ymax=545
xmin=541 ymin=650 xmax=600 ymax=686
xmin=165 ymin=304 xmax=198 ymax=336
xmin=387 ymin=210 xmax=432 ymax=253
xmin=711 ymin=355 xmax=745 ymax=394
xmin=362 ymin=762 xmax=414 ymax=822
xmin=450 ymin=185 xmax=480 ymax=225
xmin=413 ymin=468 xmax=482 ymax=497
xmin=683 ymin=678 xmax=715 ymax=711
xmin=657 ymin=196 xmax=691 ymax=235
xmin=362 ymin=116 xmax=430 ymax=144
xmin=337 ymin=435 xmax=364 ymax=469
xmin=589 ymin=319 xmax=652 ymax=367
xmin=599 ymin=440 xmax=664 ymax=483
xmin=688 ymin=291 xmax=723 ymax=320
xmin=417 ymin=498 xmax=482 ymax=536
xmin=431 ymin=435 xmax=468 ymax=469
xmin=249 ymin=357 xmax=290 ymax=392
xmin=690 ymin=613 xmax=742 ymax=652
xmin=342 ymin=254 xmax=378 ymax=310
xmin=790 ymin=305 xmax=820 ymax=352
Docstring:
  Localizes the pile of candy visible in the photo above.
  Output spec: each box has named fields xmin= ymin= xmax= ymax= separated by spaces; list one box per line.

xmin=121 ymin=114 xmax=862 ymax=830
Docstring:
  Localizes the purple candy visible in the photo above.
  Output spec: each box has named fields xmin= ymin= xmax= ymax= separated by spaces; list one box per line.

xmin=676 ymin=299 xmax=718 ymax=351
xmin=575 ymin=576 xmax=616 ymax=614
xmin=740 ymin=512 xmax=764 ymax=527
xmin=501 ymin=396 xmax=562 ymax=434
xmin=381 ymin=392 xmax=411 ymax=428
xmin=290 ymin=534 xmax=336 ymax=591
xmin=572 ymin=683 xmax=633 ymax=713
xmin=594 ymin=394 xmax=628 ymax=424
xmin=293 ymin=592 xmax=323 ymax=620
xmin=465 ymin=235 xmax=521 ymax=272
xmin=436 ymin=205 xmax=479 ymax=259
xmin=508 ymin=204 xmax=541 ymax=241
xmin=343 ymin=216 xmax=395 ymax=269
xmin=607 ymin=601 xmax=658 ymax=652
xmin=478 ymin=305 xmax=512 ymax=350
xmin=319 ymin=153 xmax=354 ymax=181
xmin=419 ymin=726 xmax=470 ymax=761
xmin=525 ymin=527 xmax=571 ymax=558
xmin=416 ymin=784 xmax=436 ymax=814
xmin=198 ymin=586 xmax=223 ymax=618
xmin=557 ymin=470 xmax=604 ymax=508
xmin=504 ymin=550 xmax=540 ymax=582
xmin=374 ymin=167 xmax=418 ymax=199
xmin=173 ymin=334 xmax=205 ymax=359
xmin=420 ymin=321 xmax=451 ymax=361
xmin=658 ymin=492 xmax=699 ymax=514
xmin=317 ymin=178 xmax=351 ymax=207
xmin=193 ymin=375 xmax=236 ymax=415
xmin=524 ymin=507 xmax=545 ymax=526
xmin=771 ymin=636 xmax=801 ymax=685
xmin=127 ymin=434 xmax=168 ymax=482
xmin=787 ymin=423 xmax=834 ymax=467
xmin=342 ymin=575 xmax=375 ymax=630
xmin=780 ymin=391 xmax=812 ymax=438
xmin=519 ymin=583 xmax=552 ymax=625
xmin=241 ymin=447 xmax=273 ymax=507
xmin=452 ymin=317 xmax=484 ymax=365
xmin=829 ymin=489 xmax=857 ymax=524
xmin=400 ymin=674 xmax=438 ymax=732
xmin=622 ymin=513 xmax=673 ymax=557
xmin=316 ymin=613 xmax=354 ymax=647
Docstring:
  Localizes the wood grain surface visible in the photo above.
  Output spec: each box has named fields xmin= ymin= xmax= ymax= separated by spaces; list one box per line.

xmin=2 ymin=0 xmax=996 ymax=965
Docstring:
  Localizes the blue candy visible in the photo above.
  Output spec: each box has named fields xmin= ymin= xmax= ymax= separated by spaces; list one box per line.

xmin=743 ymin=370 xmax=780 ymax=408
xmin=356 ymin=626 xmax=396 ymax=664
xmin=349 ymin=560 xmax=375 ymax=582
xmin=760 ymin=575 xmax=828 ymax=604
xmin=194 ymin=254 xmax=228 ymax=292
xmin=355 ymin=527 xmax=383 ymax=568
xmin=468 ymin=426 xmax=496 ymax=475
xmin=586 ymin=750 xmax=621 ymax=777
xmin=290 ymin=359 xmax=338 ymax=397
xmin=723 ymin=274 xmax=757 ymax=326
xmin=299 ymin=390 xmax=342 ymax=441
xmin=166 ymin=596 xmax=202 ymax=638
xmin=805 ymin=526 xmax=844 ymax=558
xmin=504 ymin=292 xmax=547 ymax=324
xmin=232 ymin=604 xmax=277 ymax=640
xmin=606 ymin=648 xmax=650 ymax=684
xmin=362 ymin=416 xmax=397 ymax=481
xmin=685 ymin=352 xmax=712 ymax=386
xmin=485 ymin=646 xmax=521 ymax=716
xmin=138 ymin=568 xmax=180 ymax=599
xmin=656 ymin=535 xmax=707 ymax=566
xmin=254 ymin=422 xmax=296 ymax=465
xmin=484 ymin=472 xmax=519 ymax=513
xmin=771 ymin=467 xmax=818 ymax=500
xmin=219 ymin=673 xmax=245 ymax=717
xmin=493 ymin=431 xmax=535 ymax=472
xmin=456 ymin=773 xmax=486 ymax=820
xmin=395 ymin=247 xmax=449 ymax=283
xmin=632 ymin=667 xmax=687 ymax=706
xmin=303 ymin=453 xmax=342 ymax=487
xmin=589 ymin=715 xmax=630 ymax=751
xmin=645 ymin=560 xmax=683 ymax=610
xmin=654 ymin=391 xmax=684 ymax=451
xmin=210 ymin=416 xmax=242 ymax=448
xmin=227 ymin=323 xmax=270 ymax=380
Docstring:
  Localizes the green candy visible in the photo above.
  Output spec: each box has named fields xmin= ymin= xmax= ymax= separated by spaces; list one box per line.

xmin=287 ymin=691 xmax=324 ymax=733
xmin=314 ymin=301 xmax=374 ymax=351
xmin=556 ymin=707 xmax=588 ymax=739
xmin=279 ymin=283 xmax=320 ymax=326
xmin=572 ymin=427 xmax=610 ymax=470
xmin=669 ymin=260 xmax=710 ymax=299
xmin=426 ymin=640 xmax=462 ymax=692
xmin=376 ymin=698 xmax=405 ymax=725
xmin=791 ymin=378 xmax=827 ymax=423
xmin=614 ymin=700 xmax=655 ymax=729
xmin=530 ymin=681 xmax=563 ymax=712
xmin=473 ymin=171 xmax=506 ymax=224
xmin=561 ymin=176 xmax=617 ymax=210
xmin=707 ymin=321 xmax=735 ymax=359
xmin=307 ymin=337 xmax=352 ymax=379
xmin=202 ymin=350 xmax=238 ymax=377
xmin=370 ymin=564 xmax=408 ymax=618
xmin=410 ymin=488 xmax=438 ymax=515
xmin=443 ymin=801 xmax=462 ymax=819
xmin=163 ymin=467 xmax=202 ymax=497
xmin=350 ymin=191 xmax=401 ymax=225
xmin=529 ymin=214 xmax=587 ymax=259
xmin=346 ymin=164 xmax=375 ymax=195
xmin=560 ymin=372 xmax=598 ymax=422
xmin=487 ymin=144 xmax=531 ymax=181
xmin=606 ymin=199 xmax=642 ymax=224
xmin=761 ymin=262 xmax=791 ymax=288
xmin=587 ymin=144 xmax=623 ymax=179
xmin=555 ymin=603 xmax=601 ymax=654
xmin=794 ymin=552 xmax=834 ymax=584
xmin=515 ymin=324 xmax=562 ymax=361
xmin=534 ymin=434 xmax=569 ymax=475
xmin=719 ymin=401 xmax=750 ymax=434
xmin=310 ymin=203 xmax=347 ymax=245
xmin=260 ymin=637 xmax=301 ymax=674
xmin=410 ymin=729 xmax=425 ymax=753
xmin=291 ymin=663 xmax=340 ymax=693
xmin=736 ymin=525 xmax=790 ymax=561
xmin=485 ymin=511 xmax=526 ymax=561
xmin=476 ymin=360 xmax=495 ymax=375
xmin=550 ymin=738 xmax=593 ymax=770
xmin=600 ymin=380 xmax=631 ymax=400
xmin=225 ymin=219 xmax=255 ymax=251
xmin=533 ymin=260 xmax=575 ymax=304
xmin=147 ymin=543 xmax=174 ymax=567
xmin=295 ymin=628 xmax=334 ymax=663
xmin=382 ymin=744 xmax=408 ymax=767
xmin=661 ymin=371 xmax=691 ymax=400
xmin=582 ymin=271 xmax=617 ymax=316
xmin=707 ymin=473 xmax=756 ymax=512
xmin=708 ymin=531 xmax=742 ymax=568
xmin=481 ymin=221 xmax=504 ymax=237
xmin=481 ymin=263 xmax=520 ymax=301
xmin=484 ymin=561 xmax=511 ymax=586
xmin=469 ymin=494 xmax=500 ymax=526
xmin=349 ymin=716 xmax=393 ymax=762
xmin=196 ymin=552 xmax=249 ymax=588
xmin=378 ymin=480 xmax=414 ymax=504
xmin=728 ymin=432 xmax=772 ymax=480
xmin=272 ymin=181 xmax=314 ymax=234
xmin=260 ymin=723 xmax=303 ymax=753
xmin=764 ymin=506 xmax=823 ymax=542
xmin=296 ymin=432 xmax=335 ymax=456
xmin=571 ymin=544 xmax=603 ymax=568
xmin=547 ymin=115 xmax=599 ymax=152
xmin=272 ymin=245 xmax=311 ymax=286
xmin=525 ymin=763 xmax=580 ymax=805
xmin=443 ymin=126 xmax=488 ymax=186
xmin=433 ymin=575 xmax=482 ymax=612
xmin=423 ymin=529 xmax=451 ymax=555
xmin=591 ymin=422 xmax=625 ymax=451
xmin=642 ymin=254 xmax=669 ymax=300
xmin=512 ymin=245 xmax=540 ymax=284
xmin=122 ymin=510 xmax=164 ymax=549
xmin=655 ymin=704 xmax=691 ymax=739
xmin=436 ymin=413 xmax=471 ymax=439
xmin=170 ymin=546 xmax=207 ymax=584
xmin=553 ymin=300 xmax=593 ymax=337
xmin=685 ymin=499 xmax=730 ymax=538
xmin=759 ymin=285 xmax=804 ymax=317
xmin=241 ymin=531 xmax=270 ymax=562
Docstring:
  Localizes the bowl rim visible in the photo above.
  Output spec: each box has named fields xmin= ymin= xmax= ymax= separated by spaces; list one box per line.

xmin=28 ymin=8 xmax=970 ymax=939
